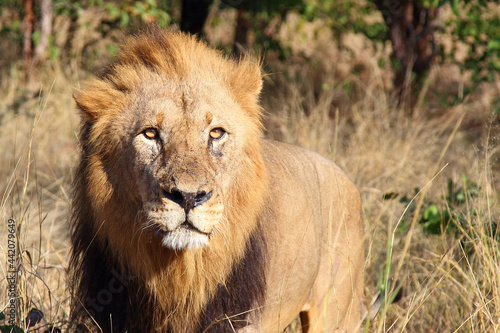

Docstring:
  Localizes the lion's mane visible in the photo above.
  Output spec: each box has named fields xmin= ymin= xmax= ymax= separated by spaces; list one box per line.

xmin=69 ymin=27 xmax=268 ymax=332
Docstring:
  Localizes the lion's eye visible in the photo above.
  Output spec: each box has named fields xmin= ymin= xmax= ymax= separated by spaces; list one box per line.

xmin=143 ymin=128 xmax=159 ymax=139
xmin=209 ymin=128 xmax=226 ymax=140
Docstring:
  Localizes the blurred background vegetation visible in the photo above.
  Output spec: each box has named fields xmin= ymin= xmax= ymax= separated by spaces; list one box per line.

xmin=1 ymin=0 xmax=500 ymax=332
xmin=1 ymin=0 xmax=499 ymax=104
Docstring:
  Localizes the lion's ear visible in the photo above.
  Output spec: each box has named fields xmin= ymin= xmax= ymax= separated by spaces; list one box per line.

xmin=231 ymin=61 xmax=263 ymax=97
xmin=73 ymin=81 xmax=125 ymax=122
xmin=73 ymin=90 xmax=95 ymax=122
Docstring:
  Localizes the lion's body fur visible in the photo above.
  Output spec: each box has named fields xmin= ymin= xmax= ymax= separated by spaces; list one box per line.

xmin=69 ymin=27 xmax=364 ymax=332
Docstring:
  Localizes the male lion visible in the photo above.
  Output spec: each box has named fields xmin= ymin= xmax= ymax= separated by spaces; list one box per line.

xmin=69 ymin=27 xmax=364 ymax=333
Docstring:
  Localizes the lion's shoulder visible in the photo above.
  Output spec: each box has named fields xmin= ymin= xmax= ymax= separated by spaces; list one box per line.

xmin=262 ymin=139 xmax=348 ymax=181
xmin=261 ymin=139 xmax=360 ymax=210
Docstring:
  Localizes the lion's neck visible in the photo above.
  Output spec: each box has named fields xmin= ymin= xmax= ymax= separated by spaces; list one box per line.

xmin=134 ymin=218 xmax=267 ymax=332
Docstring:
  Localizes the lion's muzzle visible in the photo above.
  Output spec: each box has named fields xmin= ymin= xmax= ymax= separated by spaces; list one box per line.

xmin=150 ymin=184 xmax=220 ymax=250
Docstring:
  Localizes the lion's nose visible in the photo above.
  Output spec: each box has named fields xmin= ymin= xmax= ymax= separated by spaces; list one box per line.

xmin=163 ymin=187 xmax=213 ymax=213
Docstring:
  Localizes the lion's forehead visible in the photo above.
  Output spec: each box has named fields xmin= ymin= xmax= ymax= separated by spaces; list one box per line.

xmin=132 ymin=77 xmax=241 ymax=122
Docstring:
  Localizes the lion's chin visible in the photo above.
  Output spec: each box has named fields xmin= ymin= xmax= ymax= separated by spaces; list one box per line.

xmin=158 ymin=228 xmax=209 ymax=251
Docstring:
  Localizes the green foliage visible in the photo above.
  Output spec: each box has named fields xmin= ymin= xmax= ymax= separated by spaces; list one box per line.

xmin=444 ymin=0 xmax=500 ymax=83
xmin=0 ymin=311 xmax=24 ymax=333
xmin=0 ymin=325 xmax=24 ymax=333
xmin=300 ymin=0 xmax=385 ymax=42
xmin=393 ymin=173 xmax=480 ymax=235
xmin=0 ymin=0 xmax=172 ymax=71
xmin=0 ymin=0 xmax=497 ymax=95
xmin=225 ymin=0 xmax=303 ymax=14
xmin=54 ymin=0 xmax=171 ymax=28
xmin=386 ymin=173 xmax=499 ymax=256
xmin=296 ymin=0 xmax=499 ymax=98
xmin=492 ymin=96 xmax=500 ymax=115
xmin=0 ymin=3 xmax=23 ymax=50
xmin=219 ymin=0 xmax=303 ymax=57
xmin=104 ymin=0 xmax=170 ymax=28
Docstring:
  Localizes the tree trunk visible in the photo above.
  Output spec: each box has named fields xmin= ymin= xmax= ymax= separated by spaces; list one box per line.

xmin=22 ymin=0 xmax=35 ymax=79
xmin=35 ymin=0 xmax=53 ymax=64
xmin=234 ymin=8 xmax=251 ymax=57
xmin=180 ymin=0 xmax=212 ymax=36
xmin=373 ymin=0 xmax=439 ymax=103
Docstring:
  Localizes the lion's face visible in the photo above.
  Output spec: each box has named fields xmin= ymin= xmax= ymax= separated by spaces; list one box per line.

xmin=106 ymin=78 xmax=254 ymax=250
xmin=74 ymin=30 xmax=265 ymax=253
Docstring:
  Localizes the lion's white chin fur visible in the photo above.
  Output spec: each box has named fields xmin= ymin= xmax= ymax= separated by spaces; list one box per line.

xmin=160 ymin=228 xmax=210 ymax=250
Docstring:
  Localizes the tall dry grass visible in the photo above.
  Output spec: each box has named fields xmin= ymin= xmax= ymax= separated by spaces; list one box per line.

xmin=1 ymin=23 xmax=499 ymax=332
xmin=0 ymin=74 xmax=77 ymax=330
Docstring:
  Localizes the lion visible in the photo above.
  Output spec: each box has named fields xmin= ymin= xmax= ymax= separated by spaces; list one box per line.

xmin=68 ymin=26 xmax=364 ymax=333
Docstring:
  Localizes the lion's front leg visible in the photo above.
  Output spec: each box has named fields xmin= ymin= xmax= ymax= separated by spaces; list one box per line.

xmin=236 ymin=324 xmax=262 ymax=333
xmin=235 ymin=310 xmax=262 ymax=333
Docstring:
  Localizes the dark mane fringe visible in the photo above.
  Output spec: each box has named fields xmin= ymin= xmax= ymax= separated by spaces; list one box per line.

xmin=196 ymin=223 xmax=267 ymax=332
xmin=68 ymin=123 xmax=156 ymax=332
xmin=69 ymin=226 xmax=267 ymax=333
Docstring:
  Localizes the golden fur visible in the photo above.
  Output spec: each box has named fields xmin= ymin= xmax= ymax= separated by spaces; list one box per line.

xmin=69 ymin=27 xmax=364 ymax=332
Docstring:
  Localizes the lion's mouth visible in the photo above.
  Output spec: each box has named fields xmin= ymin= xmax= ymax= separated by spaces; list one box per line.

xmin=155 ymin=221 xmax=210 ymax=236
xmin=154 ymin=221 xmax=211 ymax=250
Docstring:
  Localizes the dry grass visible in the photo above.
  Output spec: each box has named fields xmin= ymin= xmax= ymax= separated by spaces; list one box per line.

xmin=1 ymin=16 xmax=500 ymax=332
xmin=0 ymin=74 xmax=77 ymax=331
